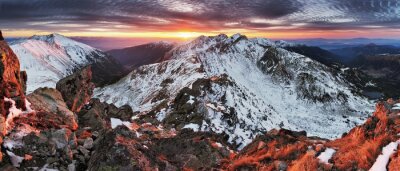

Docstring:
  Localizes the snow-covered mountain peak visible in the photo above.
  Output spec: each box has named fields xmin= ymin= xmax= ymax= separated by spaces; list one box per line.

xmin=29 ymin=33 xmax=95 ymax=51
xmin=151 ymin=40 xmax=175 ymax=47
xmin=95 ymin=34 xmax=373 ymax=148
xmin=10 ymin=33 xmax=114 ymax=93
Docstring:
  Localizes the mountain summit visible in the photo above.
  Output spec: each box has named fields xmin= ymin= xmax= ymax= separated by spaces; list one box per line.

xmin=95 ymin=34 xmax=373 ymax=148
xmin=10 ymin=33 xmax=126 ymax=93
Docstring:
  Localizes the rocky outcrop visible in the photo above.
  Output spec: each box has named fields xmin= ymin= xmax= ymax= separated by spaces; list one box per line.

xmin=87 ymin=126 xmax=231 ymax=171
xmin=389 ymin=150 xmax=400 ymax=170
xmin=221 ymin=100 xmax=400 ymax=171
xmin=0 ymin=32 xmax=27 ymax=161
xmin=56 ymin=66 xmax=95 ymax=113
xmin=325 ymin=102 xmax=396 ymax=170
xmin=77 ymin=98 xmax=133 ymax=131
xmin=0 ymin=32 xmax=26 ymax=115
xmin=221 ymin=129 xmax=323 ymax=170
xmin=26 ymin=88 xmax=78 ymax=130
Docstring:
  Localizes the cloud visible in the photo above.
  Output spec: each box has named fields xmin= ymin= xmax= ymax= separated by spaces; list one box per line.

xmin=0 ymin=0 xmax=399 ymax=34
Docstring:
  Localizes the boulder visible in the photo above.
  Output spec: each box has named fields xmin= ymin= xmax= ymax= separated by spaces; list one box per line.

xmin=77 ymin=98 xmax=133 ymax=131
xmin=56 ymin=66 xmax=95 ymax=113
xmin=26 ymin=88 xmax=78 ymax=130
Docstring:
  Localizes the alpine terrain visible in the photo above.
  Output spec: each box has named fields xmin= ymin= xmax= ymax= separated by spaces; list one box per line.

xmin=10 ymin=33 xmax=126 ymax=93
xmin=1 ymin=31 xmax=400 ymax=170
xmin=95 ymin=34 xmax=374 ymax=148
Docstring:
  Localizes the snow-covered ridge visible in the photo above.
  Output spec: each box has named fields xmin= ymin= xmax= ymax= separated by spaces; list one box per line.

xmin=95 ymin=33 xmax=373 ymax=148
xmin=10 ymin=33 xmax=108 ymax=93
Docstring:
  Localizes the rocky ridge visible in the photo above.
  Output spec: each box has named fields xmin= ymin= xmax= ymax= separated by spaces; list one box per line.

xmin=95 ymin=34 xmax=373 ymax=149
xmin=0 ymin=32 xmax=399 ymax=170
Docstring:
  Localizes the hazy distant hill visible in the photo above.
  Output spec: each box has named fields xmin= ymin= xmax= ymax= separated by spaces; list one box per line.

xmin=285 ymin=38 xmax=400 ymax=50
xmin=329 ymin=44 xmax=400 ymax=64
xmin=107 ymin=41 xmax=175 ymax=70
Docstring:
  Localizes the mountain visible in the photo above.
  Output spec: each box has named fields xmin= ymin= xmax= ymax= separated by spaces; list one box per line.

xmin=10 ymin=33 xmax=126 ymax=93
xmin=107 ymin=41 xmax=175 ymax=70
xmin=94 ymin=34 xmax=373 ymax=149
xmin=327 ymin=44 xmax=400 ymax=98
xmin=1 ymin=31 xmax=400 ymax=170
xmin=350 ymin=54 xmax=400 ymax=98
xmin=329 ymin=44 xmax=400 ymax=64
xmin=353 ymin=54 xmax=400 ymax=79
xmin=282 ymin=44 xmax=342 ymax=67
xmin=282 ymin=44 xmax=383 ymax=99
xmin=285 ymin=38 xmax=400 ymax=50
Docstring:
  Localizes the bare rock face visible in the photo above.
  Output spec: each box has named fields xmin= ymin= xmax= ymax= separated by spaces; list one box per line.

xmin=77 ymin=98 xmax=133 ymax=131
xmin=56 ymin=66 xmax=95 ymax=113
xmin=0 ymin=32 xmax=26 ymax=115
xmin=0 ymin=31 xmax=27 ymax=161
xmin=87 ymin=126 xmax=230 ymax=171
xmin=26 ymin=88 xmax=78 ymax=130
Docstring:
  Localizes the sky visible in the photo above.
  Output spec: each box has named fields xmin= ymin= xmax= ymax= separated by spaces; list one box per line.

xmin=1 ymin=0 xmax=400 ymax=40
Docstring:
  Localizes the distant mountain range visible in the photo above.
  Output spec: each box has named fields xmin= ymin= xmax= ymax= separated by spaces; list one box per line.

xmin=283 ymin=38 xmax=400 ymax=50
xmin=329 ymin=44 xmax=400 ymax=64
xmin=107 ymin=41 xmax=175 ymax=70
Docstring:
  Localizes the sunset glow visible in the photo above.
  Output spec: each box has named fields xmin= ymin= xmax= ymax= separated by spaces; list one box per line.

xmin=4 ymin=28 xmax=400 ymax=40
xmin=1 ymin=0 xmax=400 ymax=40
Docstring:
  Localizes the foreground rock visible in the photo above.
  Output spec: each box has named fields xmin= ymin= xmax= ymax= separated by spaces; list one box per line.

xmin=0 ymin=32 xmax=27 ymax=118
xmin=56 ymin=66 xmax=95 ymax=113
xmin=87 ymin=127 xmax=231 ymax=171
xmin=0 ymin=31 xmax=28 ymax=161
xmin=223 ymin=100 xmax=400 ymax=171
xmin=27 ymin=88 xmax=78 ymax=130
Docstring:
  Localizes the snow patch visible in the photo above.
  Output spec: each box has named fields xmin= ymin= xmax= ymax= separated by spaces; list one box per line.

xmin=369 ymin=140 xmax=400 ymax=171
xmin=4 ymin=98 xmax=35 ymax=133
xmin=317 ymin=148 xmax=336 ymax=164
xmin=392 ymin=103 xmax=400 ymax=110
xmin=365 ymin=81 xmax=376 ymax=87
xmin=3 ymin=124 xmax=40 ymax=150
xmin=6 ymin=150 xmax=24 ymax=167
xmin=39 ymin=164 xmax=59 ymax=171
xmin=110 ymin=118 xmax=132 ymax=129
xmin=187 ymin=96 xmax=195 ymax=104
xmin=156 ymin=108 xmax=167 ymax=122
xmin=183 ymin=123 xmax=200 ymax=132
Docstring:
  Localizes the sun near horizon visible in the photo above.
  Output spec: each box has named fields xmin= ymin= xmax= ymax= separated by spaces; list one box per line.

xmin=4 ymin=28 xmax=400 ymax=41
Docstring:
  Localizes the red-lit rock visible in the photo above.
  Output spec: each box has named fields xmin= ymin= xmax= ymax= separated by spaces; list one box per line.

xmin=56 ymin=66 xmax=95 ymax=113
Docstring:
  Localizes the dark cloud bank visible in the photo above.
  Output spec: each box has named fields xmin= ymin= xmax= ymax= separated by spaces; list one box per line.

xmin=1 ymin=0 xmax=400 ymax=33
